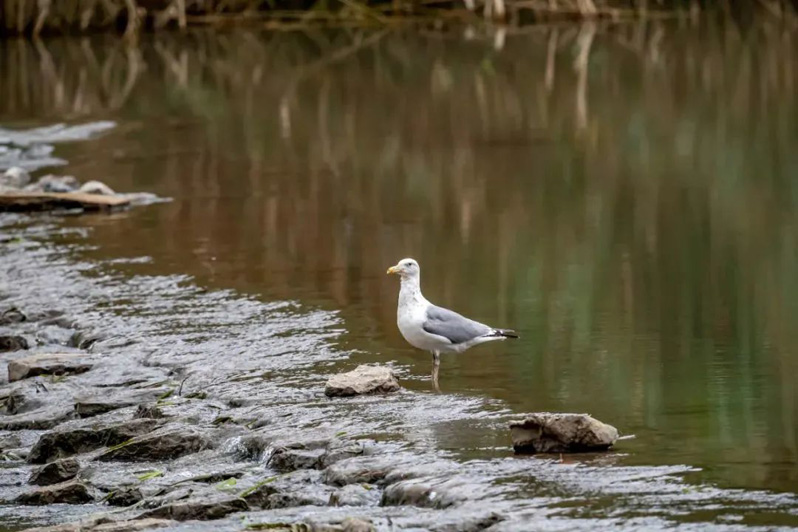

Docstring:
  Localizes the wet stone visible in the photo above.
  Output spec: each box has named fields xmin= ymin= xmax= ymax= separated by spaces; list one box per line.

xmin=74 ymin=390 xmax=162 ymax=419
xmin=380 ymin=479 xmax=454 ymax=509
xmin=15 ymin=479 xmax=93 ymax=505
xmin=269 ymin=447 xmax=324 ymax=472
xmin=95 ymin=426 xmax=210 ymax=462
xmin=28 ymin=418 xmax=161 ymax=464
xmin=139 ymin=497 xmax=249 ymax=521
xmin=321 ymin=441 xmax=365 ymax=468
xmin=8 ymin=353 xmax=94 ymax=382
xmin=509 ymin=412 xmax=619 ymax=454
xmin=0 ymin=307 xmax=26 ymax=325
xmin=0 ymin=335 xmax=28 ymax=352
xmin=29 ymin=457 xmax=80 ymax=486
xmin=106 ymin=486 xmax=143 ymax=507
xmin=67 ymin=330 xmax=106 ymax=350
xmin=324 ymin=365 xmax=401 ymax=397
xmin=243 ymin=470 xmax=331 ymax=510
xmin=329 ymin=484 xmax=380 ymax=507
xmin=134 ymin=404 xmax=164 ymax=419
xmin=322 ymin=456 xmax=399 ymax=487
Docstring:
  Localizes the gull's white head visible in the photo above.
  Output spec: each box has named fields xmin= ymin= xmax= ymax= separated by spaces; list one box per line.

xmin=387 ymin=258 xmax=420 ymax=279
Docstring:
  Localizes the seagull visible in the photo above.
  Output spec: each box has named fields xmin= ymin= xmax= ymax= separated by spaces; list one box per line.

xmin=386 ymin=258 xmax=518 ymax=388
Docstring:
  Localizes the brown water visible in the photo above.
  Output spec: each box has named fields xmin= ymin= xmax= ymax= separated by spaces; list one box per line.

xmin=1 ymin=18 xmax=797 ymax=527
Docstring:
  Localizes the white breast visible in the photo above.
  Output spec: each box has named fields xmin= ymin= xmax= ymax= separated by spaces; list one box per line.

xmin=396 ymin=281 xmax=451 ymax=352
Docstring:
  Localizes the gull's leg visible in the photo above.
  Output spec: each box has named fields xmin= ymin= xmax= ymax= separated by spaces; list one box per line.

xmin=431 ymin=351 xmax=441 ymax=392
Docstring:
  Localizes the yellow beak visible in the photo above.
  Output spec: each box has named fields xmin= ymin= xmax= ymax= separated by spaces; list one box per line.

xmin=387 ymin=266 xmax=399 ymax=275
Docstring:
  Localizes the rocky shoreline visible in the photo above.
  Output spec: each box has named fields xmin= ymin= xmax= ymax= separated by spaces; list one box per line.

xmin=2 ymin=213 xmax=798 ymax=532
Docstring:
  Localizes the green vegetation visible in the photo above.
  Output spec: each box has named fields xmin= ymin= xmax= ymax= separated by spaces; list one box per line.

xmin=136 ymin=469 xmax=164 ymax=481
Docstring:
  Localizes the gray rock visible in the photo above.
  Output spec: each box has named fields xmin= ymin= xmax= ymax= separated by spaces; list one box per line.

xmin=8 ymin=353 xmax=94 ymax=382
xmin=267 ymin=490 xmax=329 ymax=509
xmin=509 ymin=413 xmax=619 ymax=454
xmin=322 ymin=456 xmax=398 ymax=486
xmin=67 ymin=329 xmax=106 ymax=350
xmin=134 ymin=404 xmax=165 ymax=419
xmin=95 ymin=426 xmax=210 ymax=462
xmin=269 ymin=447 xmax=324 ymax=472
xmin=324 ymin=365 xmax=400 ymax=397
xmin=243 ymin=470 xmax=331 ymax=510
xmin=74 ymin=390 xmax=162 ymax=419
xmin=329 ymin=484 xmax=380 ymax=507
xmin=321 ymin=440 xmax=365 ymax=468
xmin=0 ymin=335 xmax=28 ymax=352
xmin=106 ymin=487 xmax=143 ymax=507
xmin=29 ymin=458 xmax=80 ymax=486
xmin=79 ymin=180 xmax=115 ymax=196
xmin=1 ymin=166 xmax=31 ymax=188
xmin=15 ymin=480 xmax=93 ymax=505
xmin=0 ymin=307 xmax=26 ymax=324
xmin=28 ymin=418 xmax=161 ymax=464
xmin=139 ymin=497 xmax=248 ymax=521
xmin=380 ymin=478 xmax=455 ymax=509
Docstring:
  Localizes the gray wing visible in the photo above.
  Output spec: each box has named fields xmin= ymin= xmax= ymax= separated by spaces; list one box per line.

xmin=422 ymin=305 xmax=492 ymax=344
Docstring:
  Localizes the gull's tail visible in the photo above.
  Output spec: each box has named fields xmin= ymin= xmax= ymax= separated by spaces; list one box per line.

xmin=490 ymin=328 xmax=519 ymax=339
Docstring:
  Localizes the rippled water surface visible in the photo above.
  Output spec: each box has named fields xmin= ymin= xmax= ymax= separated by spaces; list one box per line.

xmin=1 ymin=18 xmax=797 ymax=529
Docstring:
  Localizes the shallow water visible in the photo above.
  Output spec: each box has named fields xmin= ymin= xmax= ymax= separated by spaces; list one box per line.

xmin=0 ymin=17 xmax=797 ymax=530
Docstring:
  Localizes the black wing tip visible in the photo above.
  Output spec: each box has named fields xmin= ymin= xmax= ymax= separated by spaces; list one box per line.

xmin=494 ymin=329 xmax=519 ymax=339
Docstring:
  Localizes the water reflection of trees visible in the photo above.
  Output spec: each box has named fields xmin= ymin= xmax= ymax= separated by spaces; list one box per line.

xmin=1 ymin=21 xmax=797 ymax=490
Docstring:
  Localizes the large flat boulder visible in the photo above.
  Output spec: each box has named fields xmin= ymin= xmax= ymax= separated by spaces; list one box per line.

xmin=324 ymin=365 xmax=400 ymax=397
xmin=509 ymin=413 xmax=619 ymax=454
xmin=14 ymin=480 xmax=93 ymax=505
xmin=8 ymin=353 xmax=94 ymax=382
xmin=95 ymin=426 xmax=209 ymax=462
xmin=28 ymin=418 xmax=161 ymax=464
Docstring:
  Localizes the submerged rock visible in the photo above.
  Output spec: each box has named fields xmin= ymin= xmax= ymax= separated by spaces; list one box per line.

xmin=15 ymin=480 xmax=93 ymax=505
xmin=8 ymin=353 xmax=94 ymax=382
xmin=29 ymin=458 xmax=80 ymax=486
xmin=95 ymin=426 xmax=210 ymax=462
xmin=324 ymin=365 xmax=400 ymax=397
xmin=509 ymin=413 xmax=619 ymax=454
xmin=139 ymin=497 xmax=249 ymax=521
xmin=28 ymin=418 xmax=161 ymax=464
xmin=0 ymin=335 xmax=28 ymax=352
